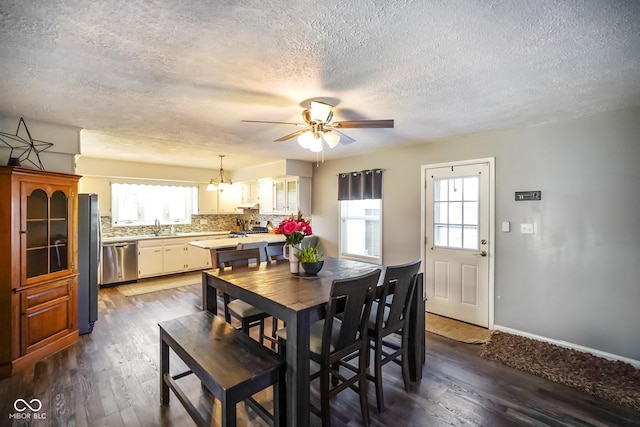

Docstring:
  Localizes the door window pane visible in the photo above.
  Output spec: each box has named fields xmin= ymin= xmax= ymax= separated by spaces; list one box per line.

xmin=434 ymin=224 xmax=448 ymax=246
xmin=463 ymin=201 xmax=478 ymax=225
xmin=449 ymin=178 xmax=463 ymax=201
xmin=433 ymin=176 xmax=479 ymax=250
xmin=449 ymin=202 xmax=463 ymax=224
xmin=434 ymin=202 xmax=448 ymax=224
xmin=449 ymin=225 xmax=463 ymax=248
xmin=463 ymin=226 xmax=479 ymax=249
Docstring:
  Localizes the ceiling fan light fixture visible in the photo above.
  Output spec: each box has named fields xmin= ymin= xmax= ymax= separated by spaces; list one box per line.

xmin=207 ymin=154 xmax=232 ymax=191
xmin=297 ymin=131 xmax=314 ymax=149
xmin=322 ymin=130 xmax=341 ymax=148
xmin=309 ymin=101 xmax=333 ymax=123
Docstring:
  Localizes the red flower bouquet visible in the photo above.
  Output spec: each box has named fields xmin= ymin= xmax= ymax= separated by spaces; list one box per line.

xmin=275 ymin=211 xmax=312 ymax=246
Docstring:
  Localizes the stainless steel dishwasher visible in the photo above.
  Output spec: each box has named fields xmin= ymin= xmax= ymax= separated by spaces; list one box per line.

xmin=101 ymin=241 xmax=138 ymax=285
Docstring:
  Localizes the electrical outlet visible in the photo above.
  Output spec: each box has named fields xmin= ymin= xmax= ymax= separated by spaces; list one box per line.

xmin=521 ymin=223 xmax=534 ymax=234
xmin=199 ymin=219 xmax=207 ymax=225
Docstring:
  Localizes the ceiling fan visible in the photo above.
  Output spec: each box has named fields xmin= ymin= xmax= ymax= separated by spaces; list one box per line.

xmin=241 ymin=101 xmax=394 ymax=153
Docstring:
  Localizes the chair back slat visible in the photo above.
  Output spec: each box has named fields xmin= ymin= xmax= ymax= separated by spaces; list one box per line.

xmin=236 ymin=241 xmax=268 ymax=262
xmin=323 ymin=269 xmax=381 ymax=360
xmin=379 ymin=259 xmax=422 ymax=332
xmin=265 ymin=243 xmax=286 ymax=262
xmin=217 ymin=247 xmax=262 ymax=269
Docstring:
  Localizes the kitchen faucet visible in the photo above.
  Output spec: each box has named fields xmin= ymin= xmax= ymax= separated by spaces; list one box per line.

xmin=154 ymin=219 xmax=161 ymax=236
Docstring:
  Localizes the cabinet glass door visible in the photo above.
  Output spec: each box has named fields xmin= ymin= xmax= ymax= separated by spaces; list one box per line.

xmin=25 ymin=187 xmax=70 ymax=280
xmin=274 ymin=180 xmax=286 ymax=211
xmin=286 ymin=180 xmax=298 ymax=212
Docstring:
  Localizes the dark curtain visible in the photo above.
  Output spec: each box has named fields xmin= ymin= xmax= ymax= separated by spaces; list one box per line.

xmin=338 ymin=169 xmax=383 ymax=200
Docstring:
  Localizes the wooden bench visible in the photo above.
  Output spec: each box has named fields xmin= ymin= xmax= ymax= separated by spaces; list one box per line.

xmin=159 ymin=311 xmax=285 ymax=427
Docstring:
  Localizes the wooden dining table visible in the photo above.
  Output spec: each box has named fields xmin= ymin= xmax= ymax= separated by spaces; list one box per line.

xmin=201 ymin=257 xmax=425 ymax=427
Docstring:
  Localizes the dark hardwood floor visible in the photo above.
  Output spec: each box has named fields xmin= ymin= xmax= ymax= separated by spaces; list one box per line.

xmin=1 ymin=279 xmax=639 ymax=426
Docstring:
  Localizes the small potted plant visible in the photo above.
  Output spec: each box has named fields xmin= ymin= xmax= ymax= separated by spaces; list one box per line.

xmin=295 ymin=244 xmax=324 ymax=275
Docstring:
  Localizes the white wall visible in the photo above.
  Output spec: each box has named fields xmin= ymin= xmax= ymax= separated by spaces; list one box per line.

xmin=0 ymin=116 xmax=79 ymax=173
xmin=311 ymin=106 xmax=640 ymax=361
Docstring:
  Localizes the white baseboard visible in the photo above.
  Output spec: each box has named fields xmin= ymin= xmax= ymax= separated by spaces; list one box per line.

xmin=493 ymin=324 xmax=640 ymax=369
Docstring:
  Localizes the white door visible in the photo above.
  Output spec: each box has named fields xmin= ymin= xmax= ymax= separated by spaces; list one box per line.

xmin=423 ymin=160 xmax=492 ymax=328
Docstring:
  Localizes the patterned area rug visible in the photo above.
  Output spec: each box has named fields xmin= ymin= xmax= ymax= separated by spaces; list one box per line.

xmin=118 ymin=272 xmax=202 ymax=296
xmin=426 ymin=313 xmax=493 ymax=344
xmin=479 ymin=332 xmax=640 ymax=411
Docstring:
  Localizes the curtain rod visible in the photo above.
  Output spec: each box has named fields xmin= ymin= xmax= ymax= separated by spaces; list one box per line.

xmin=336 ymin=168 xmax=386 ymax=176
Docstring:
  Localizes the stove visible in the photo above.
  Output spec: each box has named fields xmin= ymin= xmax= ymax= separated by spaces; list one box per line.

xmin=229 ymin=227 xmax=269 ymax=238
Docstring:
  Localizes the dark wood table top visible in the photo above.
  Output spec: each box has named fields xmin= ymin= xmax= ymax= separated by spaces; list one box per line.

xmin=207 ymin=257 xmax=381 ymax=313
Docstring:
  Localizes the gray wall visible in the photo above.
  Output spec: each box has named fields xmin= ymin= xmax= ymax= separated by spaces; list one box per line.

xmin=312 ymin=106 xmax=640 ymax=361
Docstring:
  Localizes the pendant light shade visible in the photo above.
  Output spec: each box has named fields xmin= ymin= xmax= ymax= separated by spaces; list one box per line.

xmin=297 ymin=129 xmax=341 ymax=153
xmin=297 ymin=131 xmax=314 ymax=149
xmin=322 ymin=130 xmax=340 ymax=148
xmin=308 ymin=135 xmax=324 ymax=152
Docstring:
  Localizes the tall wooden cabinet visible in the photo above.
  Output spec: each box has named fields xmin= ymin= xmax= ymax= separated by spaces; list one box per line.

xmin=0 ymin=166 xmax=80 ymax=378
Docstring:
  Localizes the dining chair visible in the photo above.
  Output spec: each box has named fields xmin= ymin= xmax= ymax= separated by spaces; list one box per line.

xmin=263 ymin=242 xmax=286 ymax=348
xmin=265 ymin=243 xmax=286 ymax=262
xmin=276 ymin=268 xmax=381 ymax=427
xmin=217 ymin=246 xmax=276 ymax=347
xmin=366 ymin=259 xmax=421 ymax=412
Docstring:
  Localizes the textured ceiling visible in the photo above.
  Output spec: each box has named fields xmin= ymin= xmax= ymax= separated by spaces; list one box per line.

xmin=1 ymin=1 xmax=639 ymax=171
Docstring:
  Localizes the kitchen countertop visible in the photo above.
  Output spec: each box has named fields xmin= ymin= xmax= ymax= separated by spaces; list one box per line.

xmin=188 ymin=233 xmax=287 ymax=250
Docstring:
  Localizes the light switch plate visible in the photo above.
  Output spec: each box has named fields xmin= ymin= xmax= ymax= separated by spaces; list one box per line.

xmin=501 ymin=221 xmax=510 ymax=232
xmin=521 ymin=223 xmax=534 ymax=234
xmin=199 ymin=219 xmax=208 ymax=225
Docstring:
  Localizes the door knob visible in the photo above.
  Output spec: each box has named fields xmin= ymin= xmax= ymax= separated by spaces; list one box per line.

xmin=474 ymin=251 xmax=487 ymax=257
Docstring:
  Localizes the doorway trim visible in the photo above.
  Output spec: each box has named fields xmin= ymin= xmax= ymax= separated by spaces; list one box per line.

xmin=420 ymin=157 xmax=495 ymax=329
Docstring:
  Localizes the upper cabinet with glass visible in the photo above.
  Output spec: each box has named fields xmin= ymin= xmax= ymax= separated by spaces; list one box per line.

xmin=21 ymin=180 xmax=77 ymax=285
xmin=270 ymin=177 xmax=311 ymax=215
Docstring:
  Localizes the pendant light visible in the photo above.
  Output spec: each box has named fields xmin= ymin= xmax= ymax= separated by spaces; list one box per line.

xmin=206 ymin=155 xmax=232 ymax=191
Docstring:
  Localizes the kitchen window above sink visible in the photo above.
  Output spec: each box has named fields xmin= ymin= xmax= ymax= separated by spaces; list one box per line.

xmin=111 ymin=183 xmax=198 ymax=227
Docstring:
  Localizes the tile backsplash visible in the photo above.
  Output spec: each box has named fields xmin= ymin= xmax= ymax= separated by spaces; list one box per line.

xmin=101 ymin=213 xmax=292 ymax=238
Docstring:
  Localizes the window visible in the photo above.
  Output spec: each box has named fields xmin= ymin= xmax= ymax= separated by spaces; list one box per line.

xmin=433 ymin=176 xmax=479 ymax=250
xmin=340 ymin=199 xmax=382 ymax=264
xmin=111 ymin=183 xmax=198 ymax=226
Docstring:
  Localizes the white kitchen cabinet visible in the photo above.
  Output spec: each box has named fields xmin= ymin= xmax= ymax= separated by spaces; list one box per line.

xmin=138 ymin=245 xmax=164 ymax=278
xmin=138 ymin=236 xmax=214 ymax=278
xmin=258 ymin=180 xmax=273 ymax=214
xmin=198 ymin=184 xmax=241 ymax=214
xmin=271 ymin=177 xmax=311 ymax=214
xmin=218 ymin=183 xmax=242 ymax=213
xmin=198 ymin=185 xmax=219 ymax=214
xmin=163 ymin=242 xmax=186 ymax=274
xmin=241 ymin=181 xmax=259 ymax=204
xmin=185 ymin=238 xmax=212 ymax=270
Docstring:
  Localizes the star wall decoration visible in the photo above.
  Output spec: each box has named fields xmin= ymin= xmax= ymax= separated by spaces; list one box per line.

xmin=0 ymin=117 xmax=54 ymax=170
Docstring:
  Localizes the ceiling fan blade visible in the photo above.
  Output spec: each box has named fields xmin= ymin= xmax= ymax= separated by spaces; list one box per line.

xmin=332 ymin=119 xmax=394 ymax=129
xmin=274 ymin=129 xmax=308 ymax=142
xmin=333 ymin=129 xmax=355 ymax=144
xmin=241 ymin=120 xmax=304 ymax=126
